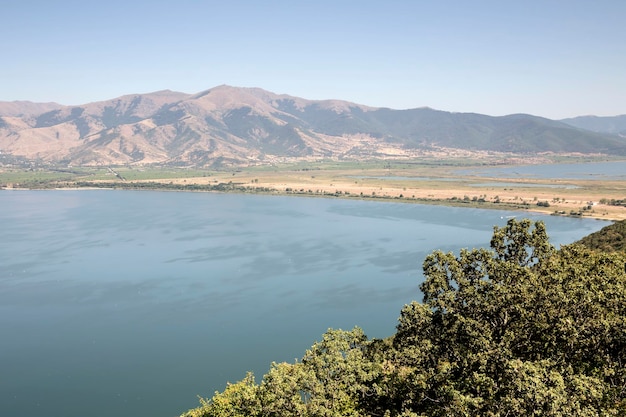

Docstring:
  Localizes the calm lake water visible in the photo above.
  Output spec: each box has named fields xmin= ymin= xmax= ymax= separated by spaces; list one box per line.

xmin=458 ymin=160 xmax=626 ymax=180
xmin=0 ymin=190 xmax=609 ymax=417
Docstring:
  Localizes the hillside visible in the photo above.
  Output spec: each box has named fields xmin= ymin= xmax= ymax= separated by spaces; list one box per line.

xmin=577 ymin=219 xmax=626 ymax=253
xmin=2 ymin=86 xmax=626 ymax=167
xmin=561 ymin=115 xmax=626 ymax=136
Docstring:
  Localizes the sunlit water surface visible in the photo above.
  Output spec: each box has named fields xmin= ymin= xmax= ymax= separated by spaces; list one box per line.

xmin=0 ymin=190 xmax=608 ymax=417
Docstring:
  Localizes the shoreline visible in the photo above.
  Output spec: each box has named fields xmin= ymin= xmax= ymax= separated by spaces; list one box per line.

xmin=3 ymin=159 xmax=624 ymax=221
xmin=4 ymin=181 xmax=622 ymax=222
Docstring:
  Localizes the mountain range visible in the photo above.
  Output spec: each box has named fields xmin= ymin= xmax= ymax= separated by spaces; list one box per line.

xmin=560 ymin=115 xmax=626 ymax=136
xmin=1 ymin=85 xmax=625 ymax=167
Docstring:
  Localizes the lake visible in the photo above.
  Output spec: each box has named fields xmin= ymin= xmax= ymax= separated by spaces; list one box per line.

xmin=0 ymin=190 xmax=609 ymax=417
xmin=457 ymin=160 xmax=626 ymax=180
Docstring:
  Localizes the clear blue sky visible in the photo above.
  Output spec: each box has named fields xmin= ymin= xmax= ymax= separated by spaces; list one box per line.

xmin=3 ymin=0 xmax=625 ymax=119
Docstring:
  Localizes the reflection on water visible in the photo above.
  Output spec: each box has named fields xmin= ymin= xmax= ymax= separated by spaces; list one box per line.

xmin=0 ymin=190 xmax=608 ymax=417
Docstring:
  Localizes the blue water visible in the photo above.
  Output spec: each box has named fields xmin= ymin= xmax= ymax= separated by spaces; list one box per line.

xmin=470 ymin=182 xmax=580 ymax=189
xmin=457 ymin=160 xmax=626 ymax=180
xmin=0 ymin=190 xmax=609 ymax=417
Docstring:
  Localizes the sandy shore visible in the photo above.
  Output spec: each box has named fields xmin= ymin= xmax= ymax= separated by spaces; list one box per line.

xmin=6 ymin=162 xmax=623 ymax=221
xmin=156 ymin=173 xmax=626 ymax=221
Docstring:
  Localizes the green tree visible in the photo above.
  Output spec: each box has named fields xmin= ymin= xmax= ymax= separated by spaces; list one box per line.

xmin=180 ymin=372 xmax=260 ymax=417
xmin=259 ymin=327 xmax=380 ymax=417
xmin=183 ymin=328 xmax=380 ymax=417
xmin=389 ymin=218 xmax=626 ymax=416
xmin=258 ymin=361 xmax=311 ymax=417
xmin=182 ymin=219 xmax=626 ymax=417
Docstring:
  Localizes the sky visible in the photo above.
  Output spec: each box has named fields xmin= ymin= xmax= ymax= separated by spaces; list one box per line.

xmin=2 ymin=0 xmax=625 ymax=119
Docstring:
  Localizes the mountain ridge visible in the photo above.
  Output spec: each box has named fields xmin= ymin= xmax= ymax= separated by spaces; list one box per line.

xmin=560 ymin=114 xmax=626 ymax=136
xmin=1 ymin=85 xmax=625 ymax=167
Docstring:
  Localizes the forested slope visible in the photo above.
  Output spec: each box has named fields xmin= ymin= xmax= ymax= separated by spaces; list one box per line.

xmin=181 ymin=219 xmax=626 ymax=417
xmin=577 ymin=219 xmax=626 ymax=253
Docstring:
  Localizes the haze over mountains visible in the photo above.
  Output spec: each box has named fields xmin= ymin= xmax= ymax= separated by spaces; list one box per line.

xmin=560 ymin=115 xmax=626 ymax=136
xmin=1 ymin=85 xmax=625 ymax=167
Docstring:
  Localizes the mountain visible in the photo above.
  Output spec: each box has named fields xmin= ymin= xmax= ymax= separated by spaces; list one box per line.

xmin=560 ymin=115 xmax=626 ymax=136
xmin=2 ymin=85 xmax=626 ymax=167
xmin=0 ymin=101 xmax=64 ymax=117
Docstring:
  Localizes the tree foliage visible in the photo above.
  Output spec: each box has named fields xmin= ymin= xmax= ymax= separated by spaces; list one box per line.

xmin=181 ymin=219 xmax=626 ymax=417
xmin=389 ymin=219 xmax=626 ymax=416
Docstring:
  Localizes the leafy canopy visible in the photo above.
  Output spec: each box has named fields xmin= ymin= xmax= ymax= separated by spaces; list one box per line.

xmin=181 ymin=219 xmax=626 ymax=417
